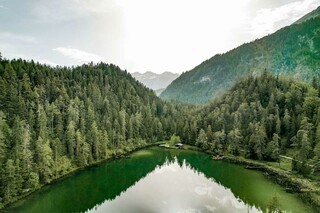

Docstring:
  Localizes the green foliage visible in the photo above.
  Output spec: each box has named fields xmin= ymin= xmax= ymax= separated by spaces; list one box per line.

xmin=266 ymin=134 xmax=280 ymax=161
xmin=187 ymin=73 xmax=320 ymax=176
xmin=267 ymin=194 xmax=282 ymax=213
xmin=161 ymin=16 xmax=320 ymax=104
xmin=227 ymin=129 xmax=242 ymax=156
xmin=1 ymin=51 xmax=320 ymax=207
xmin=249 ymin=122 xmax=266 ymax=160
xmin=170 ymin=134 xmax=181 ymax=144
xmin=315 ymin=140 xmax=320 ymax=160
xmin=196 ymin=129 xmax=208 ymax=150
xmin=25 ymin=172 xmax=39 ymax=190
xmin=35 ymin=137 xmax=54 ymax=184
xmin=0 ymin=58 xmax=180 ymax=206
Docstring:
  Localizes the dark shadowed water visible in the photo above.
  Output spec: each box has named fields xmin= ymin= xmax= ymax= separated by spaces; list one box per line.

xmin=2 ymin=147 xmax=316 ymax=213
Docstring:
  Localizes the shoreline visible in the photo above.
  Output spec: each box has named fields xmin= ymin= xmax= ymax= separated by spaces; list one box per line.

xmin=217 ymin=155 xmax=320 ymax=212
xmin=154 ymin=143 xmax=320 ymax=211
xmin=150 ymin=143 xmax=320 ymax=211
xmin=2 ymin=143 xmax=319 ymax=212
xmin=174 ymin=144 xmax=320 ymax=211
xmin=0 ymin=141 xmax=161 ymax=210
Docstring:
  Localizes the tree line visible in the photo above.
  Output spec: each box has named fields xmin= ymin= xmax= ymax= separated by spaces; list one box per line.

xmin=179 ymin=72 xmax=320 ymax=175
xmin=0 ymin=58 xmax=180 ymax=207
xmin=1 ymin=55 xmax=320 ymax=208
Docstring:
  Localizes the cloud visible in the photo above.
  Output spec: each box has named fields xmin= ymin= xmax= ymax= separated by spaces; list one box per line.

xmin=247 ymin=0 xmax=320 ymax=36
xmin=0 ymin=5 xmax=8 ymax=9
xmin=0 ymin=32 xmax=37 ymax=43
xmin=33 ymin=0 xmax=119 ymax=23
xmin=36 ymin=58 xmax=58 ymax=66
xmin=53 ymin=47 xmax=104 ymax=63
xmin=33 ymin=1 xmax=81 ymax=23
xmin=3 ymin=52 xmax=58 ymax=66
xmin=78 ymin=0 xmax=120 ymax=14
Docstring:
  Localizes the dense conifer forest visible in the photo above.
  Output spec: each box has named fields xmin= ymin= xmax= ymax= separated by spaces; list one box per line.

xmin=0 ymin=55 xmax=320 ymax=209
xmin=2 ymin=2 xmax=320 ymax=212
xmin=0 ymin=56 xmax=181 ymax=207
xmin=179 ymin=72 xmax=320 ymax=176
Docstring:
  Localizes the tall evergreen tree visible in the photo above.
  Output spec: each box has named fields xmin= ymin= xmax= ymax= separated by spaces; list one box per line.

xmin=35 ymin=137 xmax=54 ymax=184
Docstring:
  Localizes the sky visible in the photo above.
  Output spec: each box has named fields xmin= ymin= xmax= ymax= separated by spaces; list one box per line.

xmin=0 ymin=0 xmax=319 ymax=74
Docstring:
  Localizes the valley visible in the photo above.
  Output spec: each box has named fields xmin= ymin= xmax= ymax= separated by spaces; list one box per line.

xmin=1 ymin=3 xmax=320 ymax=213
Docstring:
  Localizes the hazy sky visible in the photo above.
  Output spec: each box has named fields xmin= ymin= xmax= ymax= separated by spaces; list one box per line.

xmin=0 ymin=0 xmax=319 ymax=74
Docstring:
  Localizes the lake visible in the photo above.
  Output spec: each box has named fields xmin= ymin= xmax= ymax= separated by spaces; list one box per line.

xmin=2 ymin=147 xmax=315 ymax=213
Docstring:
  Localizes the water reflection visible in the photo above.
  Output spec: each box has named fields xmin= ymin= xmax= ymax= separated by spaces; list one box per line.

xmin=3 ymin=147 xmax=314 ymax=213
xmin=88 ymin=157 xmax=261 ymax=213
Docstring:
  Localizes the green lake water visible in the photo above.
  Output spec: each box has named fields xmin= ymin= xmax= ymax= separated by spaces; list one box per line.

xmin=2 ymin=147 xmax=316 ymax=213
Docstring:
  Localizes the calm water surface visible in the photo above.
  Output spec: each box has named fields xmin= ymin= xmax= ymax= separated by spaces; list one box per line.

xmin=2 ymin=147 xmax=316 ymax=213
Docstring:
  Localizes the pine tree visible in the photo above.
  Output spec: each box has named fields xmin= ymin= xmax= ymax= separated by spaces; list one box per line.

xmin=298 ymin=132 xmax=311 ymax=162
xmin=249 ymin=123 xmax=266 ymax=160
xmin=314 ymin=141 xmax=320 ymax=173
xmin=25 ymin=172 xmax=39 ymax=190
xmin=266 ymin=133 xmax=280 ymax=161
xmin=37 ymin=104 xmax=48 ymax=140
xmin=227 ymin=129 xmax=242 ymax=156
xmin=282 ymin=109 xmax=291 ymax=146
xmin=275 ymin=113 xmax=281 ymax=136
xmin=66 ymin=121 xmax=76 ymax=160
xmin=35 ymin=137 xmax=54 ymax=184
xmin=13 ymin=119 xmax=33 ymax=185
xmin=88 ymin=121 xmax=99 ymax=160
xmin=206 ymin=125 xmax=214 ymax=143
xmin=75 ymin=130 xmax=87 ymax=167
xmin=196 ymin=129 xmax=208 ymax=150
xmin=213 ymin=130 xmax=226 ymax=154
xmin=3 ymin=159 xmax=17 ymax=202
xmin=98 ymin=130 xmax=109 ymax=159
xmin=0 ymin=111 xmax=9 ymax=166
xmin=51 ymin=138 xmax=62 ymax=177
xmin=119 ymin=110 xmax=126 ymax=143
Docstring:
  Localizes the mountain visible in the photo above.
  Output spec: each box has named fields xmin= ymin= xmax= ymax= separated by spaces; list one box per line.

xmin=295 ymin=6 xmax=320 ymax=24
xmin=176 ymin=72 xmax=320 ymax=190
xmin=0 ymin=58 xmax=179 ymax=207
xmin=161 ymin=8 xmax=320 ymax=104
xmin=131 ymin=71 xmax=179 ymax=92
xmin=154 ymin=88 xmax=165 ymax=96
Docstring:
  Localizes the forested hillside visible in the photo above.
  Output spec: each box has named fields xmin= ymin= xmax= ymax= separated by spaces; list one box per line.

xmin=0 ymin=57 xmax=180 ymax=207
xmin=296 ymin=6 xmax=320 ymax=24
xmin=179 ymin=72 xmax=320 ymax=175
xmin=1 ymin=57 xmax=320 ymax=210
xmin=161 ymin=11 xmax=320 ymax=104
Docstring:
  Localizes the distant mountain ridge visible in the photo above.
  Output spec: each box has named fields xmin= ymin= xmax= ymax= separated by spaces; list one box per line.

xmin=131 ymin=71 xmax=179 ymax=91
xmin=161 ymin=7 xmax=320 ymax=104
xmin=295 ymin=6 xmax=320 ymax=24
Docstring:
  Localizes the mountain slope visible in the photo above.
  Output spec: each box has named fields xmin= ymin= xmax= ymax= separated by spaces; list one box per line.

xmin=131 ymin=71 xmax=179 ymax=91
xmin=175 ymin=72 xmax=320 ymax=208
xmin=178 ymin=72 xmax=320 ymax=173
xmin=295 ymin=6 xmax=320 ymax=24
xmin=161 ymin=9 xmax=320 ymax=104
xmin=154 ymin=88 xmax=165 ymax=96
